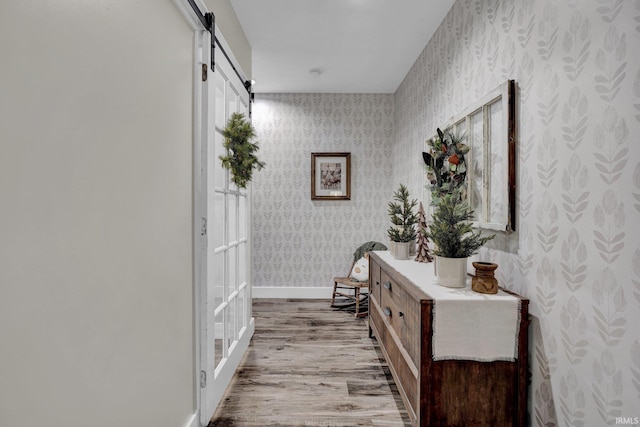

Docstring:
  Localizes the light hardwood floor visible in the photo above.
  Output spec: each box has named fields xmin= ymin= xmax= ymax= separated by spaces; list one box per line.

xmin=209 ymin=299 xmax=411 ymax=427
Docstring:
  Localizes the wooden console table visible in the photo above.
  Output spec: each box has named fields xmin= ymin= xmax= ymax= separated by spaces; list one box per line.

xmin=368 ymin=251 xmax=529 ymax=427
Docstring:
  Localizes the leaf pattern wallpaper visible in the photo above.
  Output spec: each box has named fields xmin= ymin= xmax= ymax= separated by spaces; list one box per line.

xmin=393 ymin=0 xmax=640 ymax=425
xmin=252 ymin=0 xmax=639 ymax=424
xmin=251 ymin=94 xmax=394 ymax=289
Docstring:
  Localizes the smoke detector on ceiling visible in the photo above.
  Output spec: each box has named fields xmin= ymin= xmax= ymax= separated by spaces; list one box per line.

xmin=309 ymin=68 xmax=323 ymax=78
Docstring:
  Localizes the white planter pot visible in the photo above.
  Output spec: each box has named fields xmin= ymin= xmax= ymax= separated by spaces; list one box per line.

xmin=435 ymin=256 xmax=468 ymax=288
xmin=389 ymin=240 xmax=397 ymax=258
xmin=395 ymin=242 xmax=410 ymax=260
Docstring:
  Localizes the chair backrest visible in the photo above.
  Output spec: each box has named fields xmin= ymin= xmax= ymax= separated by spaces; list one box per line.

xmin=352 ymin=241 xmax=388 ymax=262
xmin=346 ymin=241 xmax=387 ymax=281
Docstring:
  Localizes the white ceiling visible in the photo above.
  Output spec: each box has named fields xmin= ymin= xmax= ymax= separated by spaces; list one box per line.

xmin=229 ymin=0 xmax=456 ymax=94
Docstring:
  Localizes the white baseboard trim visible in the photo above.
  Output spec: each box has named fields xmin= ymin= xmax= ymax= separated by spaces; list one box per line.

xmin=182 ymin=412 xmax=198 ymax=427
xmin=253 ymin=286 xmax=333 ymax=299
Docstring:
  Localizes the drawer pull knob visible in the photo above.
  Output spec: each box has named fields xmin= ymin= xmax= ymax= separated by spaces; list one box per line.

xmin=398 ymin=311 xmax=404 ymax=318
xmin=383 ymin=307 xmax=392 ymax=317
xmin=383 ymin=281 xmax=392 ymax=290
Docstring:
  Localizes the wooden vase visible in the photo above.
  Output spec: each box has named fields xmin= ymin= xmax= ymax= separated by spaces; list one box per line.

xmin=471 ymin=262 xmax=498 ymax=294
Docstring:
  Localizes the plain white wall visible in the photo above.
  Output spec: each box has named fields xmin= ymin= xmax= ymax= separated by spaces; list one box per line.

xmin=0 ymin=1 xmax=195 ymax=426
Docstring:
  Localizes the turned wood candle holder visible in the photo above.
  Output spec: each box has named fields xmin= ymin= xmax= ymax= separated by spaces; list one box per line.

xmin=471 ymin=262 xmax=499 ymax=294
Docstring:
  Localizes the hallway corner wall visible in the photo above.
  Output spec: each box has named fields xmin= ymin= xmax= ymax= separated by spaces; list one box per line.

xmin=205 ymin=0 xmax=252 ymax=80
xmin=251 ymin=94 xmax=394 ymax=291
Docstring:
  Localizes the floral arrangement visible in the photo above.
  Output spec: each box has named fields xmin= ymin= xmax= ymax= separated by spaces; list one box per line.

xmin=422 ymin=128 xmax=469 ymax=205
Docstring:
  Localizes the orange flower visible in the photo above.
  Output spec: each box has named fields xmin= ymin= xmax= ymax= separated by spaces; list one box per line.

xmin=448 ymin=153 xmax=460 ymax=165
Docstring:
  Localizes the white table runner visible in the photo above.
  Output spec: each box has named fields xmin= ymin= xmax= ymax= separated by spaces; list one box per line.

xmin=375 ymin=251 xmax=521 ymax=361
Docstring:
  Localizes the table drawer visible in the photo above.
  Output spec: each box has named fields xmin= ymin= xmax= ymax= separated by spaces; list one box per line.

xmin=371 ymin=301 xmax=418 ymax=425
xmin=380 ymin=272 xmax=421 ymax=366
xmin=369 ymin=257 xmax=381 ymax=304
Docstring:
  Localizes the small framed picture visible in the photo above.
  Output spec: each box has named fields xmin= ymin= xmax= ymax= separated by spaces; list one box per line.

xmin=311 ymin=152 xmax=351 ymax=200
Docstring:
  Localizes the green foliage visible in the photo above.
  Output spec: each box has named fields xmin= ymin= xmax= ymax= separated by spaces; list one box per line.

xmin=425 ymin=194 xmax=495 ymax=258
xmin=219 ymin=113 xmax=265 ymax=189
xmin=386 ymin=184 xmax=418 ymax=243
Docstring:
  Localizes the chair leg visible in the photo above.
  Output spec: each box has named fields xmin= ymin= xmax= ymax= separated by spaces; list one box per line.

xmin=355 ymin=289 xmax=369 ymax=318
xmin=330 ymin=281 xmax=337 ymax=307
xmin=354 ymin=287 xmax=360 ymax=317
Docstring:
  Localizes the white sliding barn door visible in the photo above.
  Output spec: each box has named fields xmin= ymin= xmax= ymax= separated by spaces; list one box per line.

xmin=199 ymin=30 xmax=254 ymax=425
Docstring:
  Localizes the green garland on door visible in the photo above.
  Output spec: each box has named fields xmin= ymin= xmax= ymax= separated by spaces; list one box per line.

xmin=219 ymin=112 xmax=265 ymax=189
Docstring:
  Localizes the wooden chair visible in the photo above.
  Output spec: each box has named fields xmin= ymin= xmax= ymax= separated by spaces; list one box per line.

xmin=331 ymin=241 xmax=387 ymax=318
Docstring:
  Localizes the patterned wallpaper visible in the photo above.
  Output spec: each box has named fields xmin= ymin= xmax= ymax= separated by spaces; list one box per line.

xmin=393 ymin=0 xmax=640 ymax=425
xmin=251 ymin=94 xmax=394 ymax=288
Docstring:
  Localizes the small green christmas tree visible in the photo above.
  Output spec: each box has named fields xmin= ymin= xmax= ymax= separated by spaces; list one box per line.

xmin=425 ymin=194 xmax=494 ymax=258
xmin=220 ymin=112 xmax=265 ymax=189
xmin=387 ymin=184 xmax=418 ymax=243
